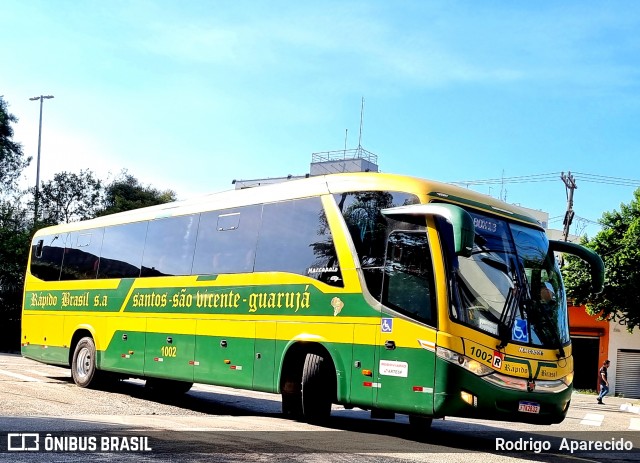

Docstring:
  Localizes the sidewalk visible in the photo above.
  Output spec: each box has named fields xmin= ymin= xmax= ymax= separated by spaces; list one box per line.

xmin=572 ymin=391 xmax=640 ymax=414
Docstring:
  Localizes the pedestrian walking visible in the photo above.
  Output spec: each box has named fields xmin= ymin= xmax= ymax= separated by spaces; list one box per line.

xmin=597 ymin=360 xmax=610 ymax=404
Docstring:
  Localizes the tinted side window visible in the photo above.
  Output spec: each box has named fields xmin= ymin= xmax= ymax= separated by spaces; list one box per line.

xmin=255 ymin=197 xmax=343 ymax=286
xmin=60 ymin=228 xmax=104 ymax=280
xmin=142 ymin=215 xmax=199 ymax=277
xmin=383 ymin=231 xmax=436 ymax=326
xmin=30 ymin=233 xmax=68 ymax=281
xmin=192 ymin=206 xmax=262 ymax=275
xmin=98 ymin=222 xmax=148 ymax=279
xmin=334 ymin=191 xmax=420 ymax=299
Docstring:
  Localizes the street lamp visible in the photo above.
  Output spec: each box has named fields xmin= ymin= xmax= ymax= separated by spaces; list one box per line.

xmin=29 ymin=95 xmax=54 ymax=224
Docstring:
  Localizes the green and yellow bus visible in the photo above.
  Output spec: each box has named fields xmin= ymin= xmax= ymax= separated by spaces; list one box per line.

xmin=22 ymin=172 xmax=603 ymax=427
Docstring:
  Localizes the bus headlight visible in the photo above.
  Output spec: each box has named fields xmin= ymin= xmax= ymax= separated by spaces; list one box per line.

xmin=436 ymin=347 xmax=493 ymax=376
xmin=482 ymin=372 xmax=528 ymax=391
xmin=482 ymin=371 xmax=571 ymax=393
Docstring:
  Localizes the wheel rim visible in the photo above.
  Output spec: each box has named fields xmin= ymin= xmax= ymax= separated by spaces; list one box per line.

xmin=75 ymin=347 xmax=92 ymax=380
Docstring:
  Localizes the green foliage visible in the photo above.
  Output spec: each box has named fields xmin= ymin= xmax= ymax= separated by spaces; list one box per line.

xmin=0 ymin=98 xmax=31 ymax=324
xmin=563 ymin=188 xmax=640 ymax=332
xmin=35 ymin=169 xmax=103 ymax=225
xmin=0 ymin=96 xmax=31 ymax=194
xmin=97 ymin=170 xmax=177 ymax=216
xmin=0 ymin=197 xmax=31 ymax=319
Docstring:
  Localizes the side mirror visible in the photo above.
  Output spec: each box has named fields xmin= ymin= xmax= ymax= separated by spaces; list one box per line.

xmin=381 ymin=203 xmax=475 ymax=257
xmin=549 ymin=240 xmax=605 ymax=293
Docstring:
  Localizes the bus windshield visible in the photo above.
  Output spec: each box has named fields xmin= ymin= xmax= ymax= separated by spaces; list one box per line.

xmin=452 ymin=211 xmax=569 ymax=350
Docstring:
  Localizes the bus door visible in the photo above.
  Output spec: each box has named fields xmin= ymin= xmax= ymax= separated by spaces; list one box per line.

xmin=375 ymin=316 xmax=436 ymax=415
xmin=144 ymin=318 xmax=196 ymax=382
xmin=374 ymin=231 xmax=437 ymax=415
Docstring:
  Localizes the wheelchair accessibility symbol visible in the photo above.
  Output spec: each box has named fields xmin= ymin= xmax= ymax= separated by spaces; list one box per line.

xmin=512 ymin=319 xmax=529 ymax=343
xmin=381 ymin=318 xmax=393 ymax=333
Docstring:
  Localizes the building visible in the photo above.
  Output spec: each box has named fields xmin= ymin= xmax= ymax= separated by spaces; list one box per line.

xmin=233 ymin=147 xmax=379 ymax=190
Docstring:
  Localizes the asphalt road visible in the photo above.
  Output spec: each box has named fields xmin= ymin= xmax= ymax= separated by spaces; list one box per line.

xmin=0 ymin=352 xmax=638 ymax=462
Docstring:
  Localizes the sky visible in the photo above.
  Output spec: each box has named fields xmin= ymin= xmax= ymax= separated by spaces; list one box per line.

xmin=2 ymin=0 xmax=640 ymax=238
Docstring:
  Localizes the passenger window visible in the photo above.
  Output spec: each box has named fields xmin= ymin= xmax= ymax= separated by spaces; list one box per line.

xmin=60 ymin=229 xmax=104 ymax=280
xmin=30 ymin=233 xmax=68 ymax=281
xmin=98 ymin=222 xmax=148 ymax=279
xmin=383 ymin=231 xmax=436 ymax=326
xmin=255 ymin=197 xmax=343 ymax=287
xmin=192 ymin=206 xmax=262 ymax=275
xmin=142 ymin=215 xmax=199 ymax=277
xmin=334 ymin=191 xmax=421 ymax=299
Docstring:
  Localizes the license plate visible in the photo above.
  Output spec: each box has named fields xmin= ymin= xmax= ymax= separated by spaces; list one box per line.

xmin=518 ymin=401 xmax=540 ymax=414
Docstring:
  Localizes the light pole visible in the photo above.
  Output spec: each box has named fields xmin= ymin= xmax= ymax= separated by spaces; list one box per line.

xmin=29 ymin=95 xmax=54 ymax=224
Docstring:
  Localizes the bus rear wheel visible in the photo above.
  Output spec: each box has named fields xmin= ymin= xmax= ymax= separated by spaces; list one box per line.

xmin=301 ymin=353 xmax=333 ymax=423
xmin=71 ymin=337 xmax=99 ymax=388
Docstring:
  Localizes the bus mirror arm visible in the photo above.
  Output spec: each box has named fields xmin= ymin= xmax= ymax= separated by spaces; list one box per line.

xmin=549 ymin=240 xmax=605 ymax=294
xmin=381 ymin=204 xmax=475 ymax=257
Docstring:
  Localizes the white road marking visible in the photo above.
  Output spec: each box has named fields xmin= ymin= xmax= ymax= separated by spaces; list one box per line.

xmin=580 ymin=413 xmax=604 ymax=426
xmin=629 ymin=418 xmax=640 ymax=430
xmin=24 ymin=368 xmax=61 ymax=377
xmin=0 ymin=369 xmax=43 ymax=382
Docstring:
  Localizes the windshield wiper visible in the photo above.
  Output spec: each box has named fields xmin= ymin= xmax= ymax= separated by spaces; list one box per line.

xmin=497 ymin=283 xmax=521 ymax=349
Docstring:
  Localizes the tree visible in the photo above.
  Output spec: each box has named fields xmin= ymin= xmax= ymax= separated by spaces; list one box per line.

xmin=0 ymin=197 xmax=30 ymax=352
xmin=563 ymin=188 xmax=640 ymax=331
xmin=0 ymin=96 xmax=31 ymax=195
xmin=0 ymin=197 xmax=31 ymax=312
xmin=36 ymin=169 xmax=103 ymax=224
xmin=97 ymin=170 xmax=176 ymax=216
xmin=0 ymin=97 xmax=31 ymax=351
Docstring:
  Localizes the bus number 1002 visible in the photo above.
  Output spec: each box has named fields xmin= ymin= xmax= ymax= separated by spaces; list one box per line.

xmin=470 ymin=346 xmax=492 ymax=363
xmin=160 ymin=346 xmax=177 ymax=357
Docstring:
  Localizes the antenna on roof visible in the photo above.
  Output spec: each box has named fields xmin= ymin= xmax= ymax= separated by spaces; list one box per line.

xmin=344 ymin=128 xmax=348 ymax=157
xmin=358 ymin=97 xmax=365 ymax=149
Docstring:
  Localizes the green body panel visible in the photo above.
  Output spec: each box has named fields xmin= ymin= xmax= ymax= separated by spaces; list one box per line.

xmin=99 ymin=329 xmax=146 ymax=373
xmin=22 ymin=345 xmax=69 ymax=366
xmin=433 ymin=357 xmax=571 ymax=425
xmin=144 ymin=328 xmax=196 ymax=381
xmin=253 ymin=322 xmax=277 ymax=392
xmin=25 ymin=281 xmax=379 ymax=319
xmin=427 ymin=192 xmax=542 ymax=228
xmin=123 ymin=284 xmax=376 ymax=318
xmin=349 ymin=324 xmax=377 ymax=407
xmin=194 ymin=333 xmax=255 ymax=388
xmin=375 ymin=344 xmax=435 ymax=415
xmin=24 ymin=279 xmax=135 ymax=312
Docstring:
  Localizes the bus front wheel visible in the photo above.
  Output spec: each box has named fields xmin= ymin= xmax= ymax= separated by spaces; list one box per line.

xmin=301 ymin=353 xmax=333 ymax=423
xmin=71 ymin=337 xmax=99 ymax=388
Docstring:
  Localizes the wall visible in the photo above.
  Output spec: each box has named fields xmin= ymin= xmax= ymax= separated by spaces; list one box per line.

xmin=607 ymin=320 xmax=640 ymax=396
xmin=568 ymin=305 xmax=609 ymax=389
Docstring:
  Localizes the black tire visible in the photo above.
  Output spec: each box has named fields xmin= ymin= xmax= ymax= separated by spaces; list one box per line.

xmin=301 ymin=353 xmax=333 ymax=423
xmin=145 ymin=378 xmax=193 ymax=396
xmin=281 ymin=387 xmax=303 ymax=418
xmin=71 ymin=337 xmax=99 ymax=388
